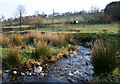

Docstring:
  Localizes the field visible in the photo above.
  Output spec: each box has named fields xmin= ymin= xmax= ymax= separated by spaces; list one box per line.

xmin=1 ymin=17 xmax=120 ymax=83
xmin=2 ymin=23 xmax=119 ymax=34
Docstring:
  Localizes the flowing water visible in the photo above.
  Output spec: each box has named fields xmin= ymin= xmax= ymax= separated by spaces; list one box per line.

xmin=2 ymin=44 xmax=94 ymax=83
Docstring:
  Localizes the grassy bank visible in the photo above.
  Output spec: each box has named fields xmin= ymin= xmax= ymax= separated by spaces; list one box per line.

xmin=73 ymin=33 xmax=120 ymax=83
xmin=1 ymin=31 xmax=76 ymax=71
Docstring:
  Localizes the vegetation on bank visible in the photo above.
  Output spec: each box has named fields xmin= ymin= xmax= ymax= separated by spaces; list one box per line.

xmin=1 ymin=31 xmax=76 ymax=70
xmin=1 ymin=23 xmax=120 ymax=83
xmin=74 ymin=33 xmax=120 ymax=83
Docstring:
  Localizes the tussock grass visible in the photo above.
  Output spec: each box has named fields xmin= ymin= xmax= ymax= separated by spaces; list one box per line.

xmin=2 ymin=31 xmax=75 ymax=70
xmin=2 ymin=46 xmax=23 ymax=69
xmin=1 ymin=34 xmax=10 ymax=48
xmin=10 ymin=33 xmax=22 ymax=46
xmin=31 ymin=41 xmax=51 ymax=60
xmin=91 ymin=40 xmax=117 ymax=75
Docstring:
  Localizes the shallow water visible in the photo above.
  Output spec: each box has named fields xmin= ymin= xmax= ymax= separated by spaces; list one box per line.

xmin=2 ymin=45 xmax=94 ymax=83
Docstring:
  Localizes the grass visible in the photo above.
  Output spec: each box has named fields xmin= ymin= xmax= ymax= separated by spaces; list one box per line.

xmin=31 ymin=41 xmax=51 ymax=60
xmin=10 ymin=33 xmax=22 ymax=46
xmin=2 ymin=31 xmax=75 ymax=70
xmin=91 ymin=40 xmax=117 ymax=75
xmin=2 ymin=46 xmax=24 ymax=69
xmin=0 ymin=34 xmax=10 ymax=48
xmin=2 ymin=23 xmax=118 ymax=35
xmin=35 ymin=23 xmax=118 ymax=34
xmin=1 ymin=25 xmax=30 ymax=29
xmin=1 ymin=23 xmax=119 ymax=82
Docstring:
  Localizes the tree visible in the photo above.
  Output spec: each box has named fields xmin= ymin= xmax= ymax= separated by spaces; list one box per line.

xmin=15 ymin=5 xmax=26 ymax=29
xmin=34 ymin=11 xmax=39 ymax=16
xmin=30 ymin=16 xmax=43 ymax=28
xmin=104 ymin=1 xmax=120 ymax=21
xmin=1 ymin=15 xmax=5 ymax=28
xmin=90 ymin=6 xmax=99 ymax=13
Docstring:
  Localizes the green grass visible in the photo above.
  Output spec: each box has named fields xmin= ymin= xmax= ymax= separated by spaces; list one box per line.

xmin=91 ymin=40 xmax=117 ymax=75
xmin=44 ymin=15 xmax=84 ymax=23
xmin=36 ymin=23 xmax=118 ymax=34
xmin=2 ymin=31 xmax=75 ymax=70
xmin=2 ymin=25 xmax=30 ymax=29
xmin=2 ymin=23 xmax=118 ymax=35
xmin=2 ymin=47 xmax=24 ymax=69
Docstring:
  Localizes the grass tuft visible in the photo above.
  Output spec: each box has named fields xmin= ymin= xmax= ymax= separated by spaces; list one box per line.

xmin=10 ymin=33 xmax=22 ymax=46
xmin=31 ymin=41 xmax=52 ymax=60
xmin=2 ymin=46 xmax=24 ymax=69
xmin=91 ymin=40 xmax=117 ymax=75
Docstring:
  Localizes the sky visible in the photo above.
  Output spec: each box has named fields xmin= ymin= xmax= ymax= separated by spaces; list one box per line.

xmin=0 ymin=0 xmax=119 ymax=19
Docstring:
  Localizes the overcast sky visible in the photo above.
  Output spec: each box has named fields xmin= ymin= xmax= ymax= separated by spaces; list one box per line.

xmin=0 ymin=0 xmax=119 ymax=19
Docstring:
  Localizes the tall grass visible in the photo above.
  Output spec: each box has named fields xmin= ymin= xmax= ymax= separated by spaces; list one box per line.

xmin=45 ymin=33 xmax=74 ymax=47
xmin=91 ymin=40 xmax=117 ymax=75
xmin=23 ymin=31 xmax=74 ymax=47
xmin=2 ymin=31 xmax=75 ymax=70
xmin=31 ymin=41 xmax=51 ymax=60
xmin=23 ymin=31 xmax=44 ymax=45
xmin=1 ymin=34 xmax=10 ymax=48
xmin=10 ymin=33 xmax=22 ymax=46
xmin=2 ymin=46 xmax=24 ymax=69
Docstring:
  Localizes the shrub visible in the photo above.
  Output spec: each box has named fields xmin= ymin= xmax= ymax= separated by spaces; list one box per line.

xmin=2 ymin=46 xmax=24 ymax=69
xmin=31 ymin=41 xmax=51 ymax=60
xmin=91 ymin=40 xmax=117 ymax=75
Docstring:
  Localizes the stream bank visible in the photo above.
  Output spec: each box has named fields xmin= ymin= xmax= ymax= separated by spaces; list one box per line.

xmin=2 ymin=44 xmax=94 ymax=83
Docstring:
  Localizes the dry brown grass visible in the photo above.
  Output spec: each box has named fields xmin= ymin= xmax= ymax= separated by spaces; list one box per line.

xmin=1 ymin=34 xmax=10 ymax=48
xmin=2 ymin=46 xmax=24 ymax=69
xmin=10 ymin=33 xmax=22 ymax=46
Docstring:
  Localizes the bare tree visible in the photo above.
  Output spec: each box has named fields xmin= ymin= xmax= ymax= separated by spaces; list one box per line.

xmin=15 ymin=5 xmax=26 ymax=29
xmin=1 ymin=15 xmax=5 ymax=28
xmin=90 ymin=6 xmax=99 ymax=13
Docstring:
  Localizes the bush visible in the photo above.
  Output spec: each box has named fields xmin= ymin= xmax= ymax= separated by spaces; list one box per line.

xmin=2 ymin=46 xmax=24 ymax=69
xmin=91 ymin=40 xmax=117 ymax=75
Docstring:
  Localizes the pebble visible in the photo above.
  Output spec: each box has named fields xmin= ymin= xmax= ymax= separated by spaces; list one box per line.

xmin=21 ymin=72 xmax=25 ymax=76
xmin=74 ymin=71 xmax=79 ymax=75
xmin=34 ymin=66 xmax=42 ymax=74
xmin=2 ymin=45 xmax=94 ymax=82
xmin=68 ymin=72 xmax=73 ymax=76
xmin=13 ymin=71 xmax=17 ymax=75
xmin=4 ymin=70 xmax=9 ymax=73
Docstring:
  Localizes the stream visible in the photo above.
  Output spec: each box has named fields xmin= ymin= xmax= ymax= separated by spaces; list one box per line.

xmin=2 ymin=44 xmax=94 ymax=83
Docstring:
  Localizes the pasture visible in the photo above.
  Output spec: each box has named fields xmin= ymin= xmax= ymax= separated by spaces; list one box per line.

xmin=2 ymin=23 xmax=118 ymax=34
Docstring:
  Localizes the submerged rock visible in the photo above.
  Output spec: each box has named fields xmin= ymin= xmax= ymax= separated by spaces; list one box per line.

xmin=67 ymin=76 xmax=77 ymax=83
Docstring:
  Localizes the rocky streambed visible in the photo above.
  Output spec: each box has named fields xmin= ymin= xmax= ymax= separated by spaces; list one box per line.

xmin=2 ymin=44 xmax=94 ymax=83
